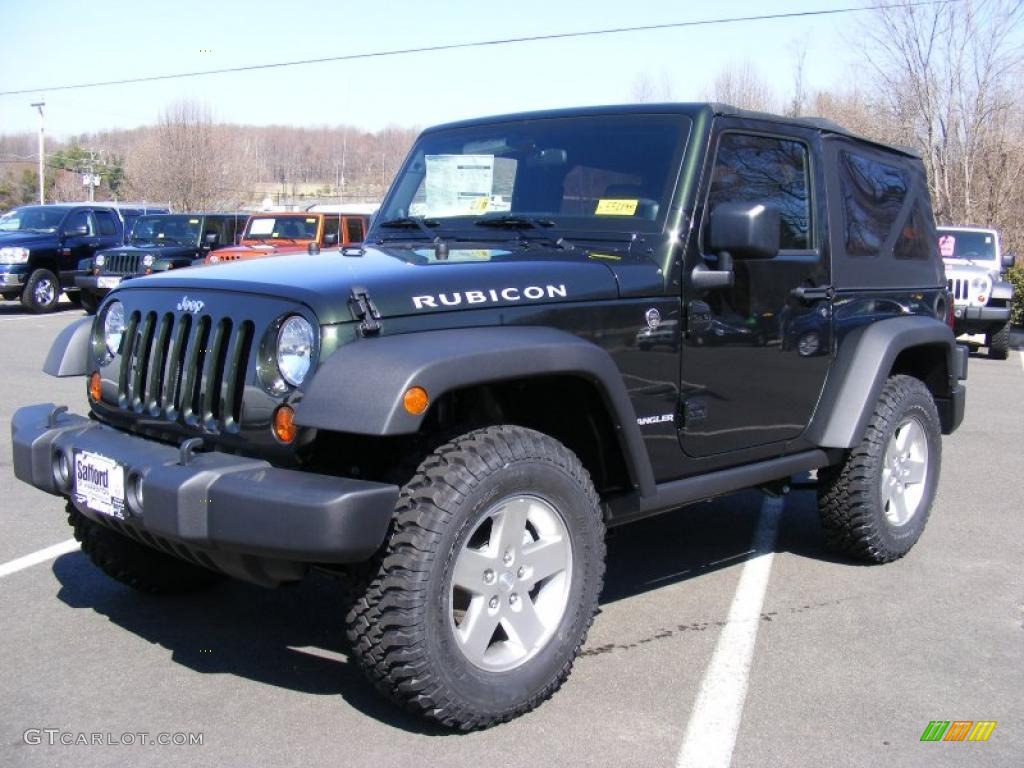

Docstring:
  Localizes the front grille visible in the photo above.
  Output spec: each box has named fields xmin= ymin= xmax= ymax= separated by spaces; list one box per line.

xmin=104 ymin=252 xmax=143 ymax=276
xmin=214 ymin=252 xmax=242 ymax=262
xmin=116 ymin=310 xmax=254 ymax=432
xmin=947 ymin=277 xmax=968 ymax=302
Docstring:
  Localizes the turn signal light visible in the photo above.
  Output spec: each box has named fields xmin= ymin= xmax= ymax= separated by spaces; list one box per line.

xmin=403 ymin=386 xmax=429 ymax=415
xmin=272 ymin=405 xmax=297 ymax=443
xmin=88 ymin=371 xmax=102 ymax=402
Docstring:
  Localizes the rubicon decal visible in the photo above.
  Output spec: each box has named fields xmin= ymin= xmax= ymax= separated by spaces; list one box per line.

xmin=412 ymin=284 xmax=567 ymax=309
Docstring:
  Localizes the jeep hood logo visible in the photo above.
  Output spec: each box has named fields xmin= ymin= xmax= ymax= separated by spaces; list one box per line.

xmin=176 ymin=296 xmax=205 ymax=314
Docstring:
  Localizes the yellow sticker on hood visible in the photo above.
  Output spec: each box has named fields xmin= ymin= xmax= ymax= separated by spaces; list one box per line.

xmin=595 ymin=199 xmax=639 ymax=216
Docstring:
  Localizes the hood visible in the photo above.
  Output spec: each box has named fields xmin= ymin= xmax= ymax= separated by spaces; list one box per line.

xmin=0 ymin=231 xmax=57 ymax=247
xmin=944 ymin=259 xmax=998 ymax=278
xmin=99 ymin=243 xmax=196 ymax=259
xmin=118 ymin=244 xmax=656 ymax=324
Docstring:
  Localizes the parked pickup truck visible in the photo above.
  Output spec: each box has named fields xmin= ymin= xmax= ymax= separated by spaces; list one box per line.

xmin=205 ymin=211 xmax=367 ymax=264
xmin=0 ymin=203 xmax=168 ymax=312
xmin=76 ymin=213 xmax=247 ymax=314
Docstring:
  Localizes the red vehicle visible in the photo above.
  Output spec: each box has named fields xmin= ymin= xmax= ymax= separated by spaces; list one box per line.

xmin=206 ymin=211 xmax=368 ymax=264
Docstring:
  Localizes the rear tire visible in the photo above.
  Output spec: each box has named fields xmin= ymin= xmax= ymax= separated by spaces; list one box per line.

xmin=817 ymin=375 xmax=941 ymax=563
xmin=21 ymin=268 xmax=60 ymax=313
xmin=68 ymin=504 xmax=224 ymax=594
xmin=987 ymin=320 xmax=1010 ymax=360
xmin=345 ymin=425 xmax=605 ymax=730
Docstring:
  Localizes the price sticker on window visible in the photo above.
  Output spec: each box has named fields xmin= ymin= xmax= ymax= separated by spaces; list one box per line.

xmin=595 ymin=199 xmax=639 ymax=216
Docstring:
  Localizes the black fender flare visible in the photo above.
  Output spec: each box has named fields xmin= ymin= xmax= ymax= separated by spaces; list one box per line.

xmin=805 ymin=316 xmax=957 ymax=448
xmin=991 ymin=279 xmax=1013 ymax=303
xmin=43 ymin=317 xmax=92 ymax=377
xmin=292 ymin=326 xmax=656 ymax=497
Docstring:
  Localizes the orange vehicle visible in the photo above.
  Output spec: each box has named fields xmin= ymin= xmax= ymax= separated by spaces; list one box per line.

xmin=205 ymin=211 xmax=369 ymax=264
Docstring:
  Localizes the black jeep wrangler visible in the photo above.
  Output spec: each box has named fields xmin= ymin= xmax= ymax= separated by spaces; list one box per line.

xmin=12 ymin=104 xmax=967 ymax=730
xmin=76 ymin=213 xmax=247 ymax=314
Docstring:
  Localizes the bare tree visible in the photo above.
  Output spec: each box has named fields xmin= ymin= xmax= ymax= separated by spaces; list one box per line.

xmin=861 ymin=0 xmax=1024 ymax=230
xmin=704 ymin=60 xmax=777 ymax=112
xmin=629 ymin=71 xmax=675 ymax=103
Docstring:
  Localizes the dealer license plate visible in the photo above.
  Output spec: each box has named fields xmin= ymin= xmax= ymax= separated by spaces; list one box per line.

xmin=73 ymin=451 xmax=126 ymax=520
xmin=97 ymin=276 xmax=121 ymax=289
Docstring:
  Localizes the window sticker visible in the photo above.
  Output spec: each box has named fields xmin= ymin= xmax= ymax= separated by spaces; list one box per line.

xmin=249 ymin=218 xmax=275 ymax=235
xmin=189 ymin=219 xmax=200 ymax=224
xmin=595 ymin=199 xmax=639 ymax=216
xmin=425 ymin=154 xmax=495 ymax=216
xmin=938 ymin=235 xmax=956 ymax=258
xmin=470 ymin=197 xmax=490 ymax=213
xmin=306 ymin=218 xmax=317 ymax=223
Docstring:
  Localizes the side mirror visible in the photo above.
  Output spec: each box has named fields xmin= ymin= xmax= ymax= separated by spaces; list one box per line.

xmin=708 ymin=202 xmax=781 ymax=260
xmin=307 ymin=241 xmax=321 ymax=255
xmin=204 ymin=232 xmax=219 ymax=247
xmin=1002 ymin=250 xmax=1015 ymax=268
xmin=323 ymin=233 xmax=339 ymax=247
xmin=66 ymin=224 xmax=90 ymax=238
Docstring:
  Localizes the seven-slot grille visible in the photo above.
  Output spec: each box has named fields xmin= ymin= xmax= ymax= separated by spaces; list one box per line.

xmin=116 ymin=310 xmax=254 ymax=431
xmin=103 ymin=252 xmax=144 ymax=276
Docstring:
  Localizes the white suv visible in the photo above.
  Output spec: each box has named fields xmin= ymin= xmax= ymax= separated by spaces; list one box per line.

xmin=939 ymin=226 xmax=1014 ymax=359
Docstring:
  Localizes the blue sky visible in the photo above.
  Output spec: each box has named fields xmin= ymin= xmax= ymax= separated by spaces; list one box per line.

xmin=1 ymin=0 xmax=863 ymax=138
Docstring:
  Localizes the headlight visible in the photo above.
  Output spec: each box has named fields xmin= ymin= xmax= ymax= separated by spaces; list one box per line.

xmin=0 ymin=246 xmax=30 ymax=264
xmin=103 ymin=301 xmax=126 ymax=357
xmin=142 ymin=254 xmax=154 ymax=267
xmin=94 ymin=254 xmax=105 ymax=267
xmin=208 ymin=254 xmax=220 ymax=264
xmin=276 ymin=315 xmax=315 ymax=387
xmin=970 ymin=275 xmax=991 ymax=305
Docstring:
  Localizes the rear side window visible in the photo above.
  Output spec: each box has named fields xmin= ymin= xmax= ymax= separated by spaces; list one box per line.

xmin=838 ymin=151 xmax=909 ymax=257
xmin=705 ymin=133 xmax=811 ymax=250
xmin=345 ymin=217 xmax=365 ymax=243
xmin=893 ymin=201 xmax=931 ymax=261
xmin=94 ymin=210 xmax=117 ymax=236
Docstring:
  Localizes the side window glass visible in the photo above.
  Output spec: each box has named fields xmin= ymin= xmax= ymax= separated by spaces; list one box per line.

xmin=64 ymin=210 xmax=95 ymax=236
xmin=323 ymin=217 xmax=340 ymax=240
xmin=838 ymin=151 xmax=908 ymax=257
xmin=346 ymin=218 xmax=365 ymax=243
xmin=94 ymin=210 xmax=117 ymax=236
xmin=706 ymin=133 xmax=811 ymax=250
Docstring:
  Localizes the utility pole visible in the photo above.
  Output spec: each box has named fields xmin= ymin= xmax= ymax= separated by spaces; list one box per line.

xmin=30 ymin=101 xmax=45 ymax=204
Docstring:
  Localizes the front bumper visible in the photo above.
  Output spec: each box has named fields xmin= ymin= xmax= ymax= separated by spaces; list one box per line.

xmin=0 ymin=264 xmax=28 ymax=288
xmin=952 ymin=303 xmax=1010 ymax=331
xmin=12 ymin=403 xmax=399 ymax=582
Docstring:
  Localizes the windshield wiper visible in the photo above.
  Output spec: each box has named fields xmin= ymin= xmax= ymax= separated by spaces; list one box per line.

xmin=377 ymin=216 xmax=451 ymax=259
xmin=474 ymin=215 xmax=555 ymax=230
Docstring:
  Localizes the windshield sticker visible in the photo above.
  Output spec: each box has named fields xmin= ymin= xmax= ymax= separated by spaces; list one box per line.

xmin=157 ymin=233 xmax=165 ymax=239
xmin=938 ymin=235 xmax=956 ymax=257
xmin=188 ymin=218 xmax=199 ymax=224
xmin=985 ymin=236 xmax=992 ymax=243
xmin=249 ymin=219 xmax=275 ymax=236
xmin=470 ymin=197 xmax=490 ymax=213
xmin=306 ymin=218 xmax=317 ymax=223
xmin=595 ymin=199 xmax=639 ymax=216
xmin=425 ymin=154 xmax=495 ymax=216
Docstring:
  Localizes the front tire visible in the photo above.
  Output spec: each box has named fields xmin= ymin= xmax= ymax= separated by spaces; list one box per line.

xmin=69 ymin=505 xmax=224 ymax=594
xmin=987 ymin=320 xmax=1010 ymax=360
xmin=817 ymin=375 xmax=941 ymax=563
xmin=345 ymin=425 xmax=605 ymax=730
xmin=21 ymin=268 xmax=60 ymax=313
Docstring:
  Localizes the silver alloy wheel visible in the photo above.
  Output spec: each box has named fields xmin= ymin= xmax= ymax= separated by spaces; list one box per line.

xmin=33 ymin=276 xmax=56 ymax=307
xmin=880 ymin=416 xmax=929 ymax=526
xmin=449 ymin=494 xmax=573 ymax=672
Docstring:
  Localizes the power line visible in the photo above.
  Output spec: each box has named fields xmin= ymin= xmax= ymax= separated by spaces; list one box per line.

xmin=0 ymin=0 xmax=959 ymax=97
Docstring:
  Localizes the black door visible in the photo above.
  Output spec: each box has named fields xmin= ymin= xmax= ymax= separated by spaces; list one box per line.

xmin=61 ymin=209 xmax=101 ymax=271
xmin=679 ymin=123 xmax=832 ymax=459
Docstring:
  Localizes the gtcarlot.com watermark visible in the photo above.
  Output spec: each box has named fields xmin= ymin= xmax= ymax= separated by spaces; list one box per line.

xmin=24 ymin=729 xmax=203 ymax=747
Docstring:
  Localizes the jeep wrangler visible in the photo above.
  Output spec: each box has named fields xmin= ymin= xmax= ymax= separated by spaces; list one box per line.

xmin=938 ymin=225 xmax=1015 ymax=359
xmin=11 ymin=104 xmax=967 ymax=730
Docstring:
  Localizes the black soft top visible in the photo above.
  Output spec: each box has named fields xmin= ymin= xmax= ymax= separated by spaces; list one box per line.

xmin=425 ymin=102 xmax=920 ymax=159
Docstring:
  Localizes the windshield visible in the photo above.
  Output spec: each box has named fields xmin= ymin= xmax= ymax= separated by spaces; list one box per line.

xmin=130 ymin=215 xmax=202 ymax=246
xmin=375 ymin=114 xmax=691 ymax=235
xmin=0 ymin=206 xmax=70 ymax=233
xmin=937 ymin=229 xmax=998 ymax=263
xmin=242 ymin=216 xmax=319 ymax=241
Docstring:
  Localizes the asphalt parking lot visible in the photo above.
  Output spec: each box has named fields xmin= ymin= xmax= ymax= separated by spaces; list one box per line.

xmin=0 ymin=304 xmax=1021 ymax=768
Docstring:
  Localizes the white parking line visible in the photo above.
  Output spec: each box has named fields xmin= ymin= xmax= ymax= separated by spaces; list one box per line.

xmin=0 ymin=539 xmax=80 ymax=578
xmin=1019 ymin=349 xmax=1023 ymax=373
xmin=676 ymin=495 xmax=783 ymax=768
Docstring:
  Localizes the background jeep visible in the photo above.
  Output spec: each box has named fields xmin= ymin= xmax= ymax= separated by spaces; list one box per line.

xmin=12 ymin=103 xmax=966 ymax=730
xmin=939 ymin=225 xmax=1015 ymax=359
xmin=76 ymin=213 xmax=248 ymax=314
xmin=205 ymin=211 xmax=368 ymax=264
